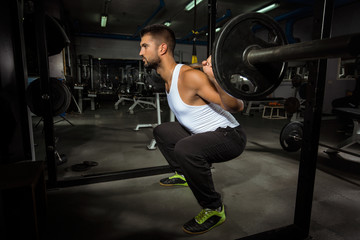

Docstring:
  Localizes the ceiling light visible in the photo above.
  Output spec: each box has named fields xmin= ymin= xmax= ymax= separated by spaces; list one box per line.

xmin=101 ymin=15 xmax=107 ymax=27
xmin=185 ymin=0 xmax=203 ymax=11
xmin=164 ymin=21 xmax=171 ymax=27
xmin=206 ymin=27 xmax=221 ymax=35
xmin=256 ymin=3 xmax=280 ymax=13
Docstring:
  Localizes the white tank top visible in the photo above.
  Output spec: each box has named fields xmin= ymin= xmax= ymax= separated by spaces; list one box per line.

xmin=166 ymin=64 xmax=239 ymax=134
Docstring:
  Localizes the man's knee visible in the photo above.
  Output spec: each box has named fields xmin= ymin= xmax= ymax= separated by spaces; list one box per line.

xmin=153 ymin=124 xmax=164 ymax=142
xmin=153 ymin=125 xmax=160 ymax=138
xmin=153 ymin=122 xmax=172 ymax=142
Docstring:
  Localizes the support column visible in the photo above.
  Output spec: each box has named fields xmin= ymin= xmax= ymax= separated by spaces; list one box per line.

xmin=293 ymin=0 xmax=334 ymax=237
xmin=207 ymin=0 xmax=216 ymax=56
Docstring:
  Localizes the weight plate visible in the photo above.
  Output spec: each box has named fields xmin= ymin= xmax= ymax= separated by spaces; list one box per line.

xmin=71 ymin=163 xmax=91 ymax=172
xmin=212 ymin=13 xmax=287 ymax=100
xmin=83 ymin=161 xmax=99 ymax=167
xmin=46 ymin=15 xmax=70 ymax=56
xmin=53 ymin=79 xmax=71 ymax=116
xmin=26 ymin=78 xmax=43 ymax=116
xmin=26 ymin=78 xmax=71 ymax=116
xmin=284 ymin=97 xmax=300 ymax=114
xmin=280 ymin=121 xmax=303 ymax=152
xmin=50 ymin=78 xmax=67 ymax=114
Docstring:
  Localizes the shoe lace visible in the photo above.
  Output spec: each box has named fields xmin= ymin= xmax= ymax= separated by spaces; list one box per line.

xmin=195 ymin=208 xmax=213 ymax=224
xmin=170 ymin=172 xmax=184 ymax=180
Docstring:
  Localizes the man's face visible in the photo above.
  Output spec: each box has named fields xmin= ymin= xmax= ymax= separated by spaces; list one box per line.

xmin=139 ymin=34 xmax=160 ymax=69
xmin=202 ymin=56 xmax=214 ymax=80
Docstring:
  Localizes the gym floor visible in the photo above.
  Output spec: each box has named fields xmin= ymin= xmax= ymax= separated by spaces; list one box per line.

xmin=32 ymin=99 xmax=360 ymax=240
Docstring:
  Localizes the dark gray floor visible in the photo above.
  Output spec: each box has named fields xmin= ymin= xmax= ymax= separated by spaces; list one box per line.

xmin=32 ymin=100 xmax=360 ymax=240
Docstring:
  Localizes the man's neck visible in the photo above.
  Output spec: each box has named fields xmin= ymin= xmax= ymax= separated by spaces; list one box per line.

xmin=157 ymin=58 xmax=177 ymax=84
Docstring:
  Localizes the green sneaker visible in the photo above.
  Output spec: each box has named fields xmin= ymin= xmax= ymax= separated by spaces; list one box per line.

xmin=183 ymin=205 xmax=226 ymax=234
xmin=159 ymin=172 xmax=188 ymax=187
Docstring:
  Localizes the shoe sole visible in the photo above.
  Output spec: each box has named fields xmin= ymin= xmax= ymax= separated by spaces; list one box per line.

xmin=159 ymin=182 xmax=188 ymax=187
xmin=182 ymin=217 xmax=226 ymax=235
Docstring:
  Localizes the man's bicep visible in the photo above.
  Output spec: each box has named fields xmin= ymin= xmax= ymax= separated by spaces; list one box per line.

xmin=197 ymin=82 xmax=223 ymax=105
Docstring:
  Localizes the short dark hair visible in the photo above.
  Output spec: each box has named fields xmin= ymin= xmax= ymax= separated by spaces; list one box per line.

xmin=140 ymin=24 xmax=176 ymax=55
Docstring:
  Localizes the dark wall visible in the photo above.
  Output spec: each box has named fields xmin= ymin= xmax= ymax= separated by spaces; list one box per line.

xmin=0 ymin=0 xmax=33 ymax=163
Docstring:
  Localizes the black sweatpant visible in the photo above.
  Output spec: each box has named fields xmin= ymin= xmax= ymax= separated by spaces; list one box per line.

xmin=153 ymin=121 xmax=247 ymax=209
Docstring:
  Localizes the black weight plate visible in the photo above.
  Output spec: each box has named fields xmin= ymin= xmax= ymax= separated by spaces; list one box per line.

xmin=284 ymin=97 xmax=300 ymax=114
xmin=50 ymin=78 xmax=66 ymax=114
xmin=212 ymin=13 xmax=287 ymax=100
xmin=26 ymin=78 xmax=43 ymax=116
xmin=64 ymin=81 xmax=72 ymax=108
xmin=26 ymin=78 xmax=71 ymax=116
xmin=83 ymin=161 xmax=99 ymax=167
xmin=53 ymin=79 xmax=71 ymax=116
xmin=71 ymin=163 xmax=91 ymax=172
xmin=46 ymin=15 xmax=70 ymax=56
xmin=280 ymin=121 xmax=303 ymax=152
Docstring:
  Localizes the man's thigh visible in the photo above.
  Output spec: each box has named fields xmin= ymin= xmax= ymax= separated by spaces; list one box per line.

xmin=176 ymin=127 xmax=246 ymax=163
xmin=153 ymin=122 xmax=191 ymax=145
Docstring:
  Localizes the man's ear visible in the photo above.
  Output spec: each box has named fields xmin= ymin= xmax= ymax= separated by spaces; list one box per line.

xmin=159 ymin=43 xmax=168 ymax=55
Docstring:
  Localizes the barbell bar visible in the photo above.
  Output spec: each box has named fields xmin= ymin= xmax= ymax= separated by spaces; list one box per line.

xmin=246 ymin=34 xmax=360 ymax=65
xmin=211 ymin=12 xmax=360 ymax=101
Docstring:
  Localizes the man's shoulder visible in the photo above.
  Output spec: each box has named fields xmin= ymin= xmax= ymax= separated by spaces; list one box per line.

xmin=181 ymin=65 xmax=206 ymax=80
xmin=180 ymin=64 xmax=193 ymax=73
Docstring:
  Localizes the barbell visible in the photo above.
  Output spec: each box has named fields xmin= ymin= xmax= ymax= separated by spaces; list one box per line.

xmin=211 ymin=13 xmax=360 ymax=101
xmin=280 ymin=121 xmax=304 ymax=152
xmin=279 ymin=121 xmax=360 ymax=158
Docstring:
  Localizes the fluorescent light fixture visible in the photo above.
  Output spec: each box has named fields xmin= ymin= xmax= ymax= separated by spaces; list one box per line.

xmin=185 ymin=0 xmax=203 ymax=11
xmin=256 ymin=3 xmax=280 ymax=13
xmin=101 ymin=15 xmax=107 ymax=27
xmin=164 ymin=21 xmax=171 ymax=27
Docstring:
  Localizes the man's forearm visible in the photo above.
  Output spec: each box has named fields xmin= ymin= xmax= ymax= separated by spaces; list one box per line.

xmin=214 ymin=82 xmax=244 ymax=112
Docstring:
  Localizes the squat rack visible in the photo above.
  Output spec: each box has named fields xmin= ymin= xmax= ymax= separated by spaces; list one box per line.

xmin=30 ymin=0 xmax=335 ymax=239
